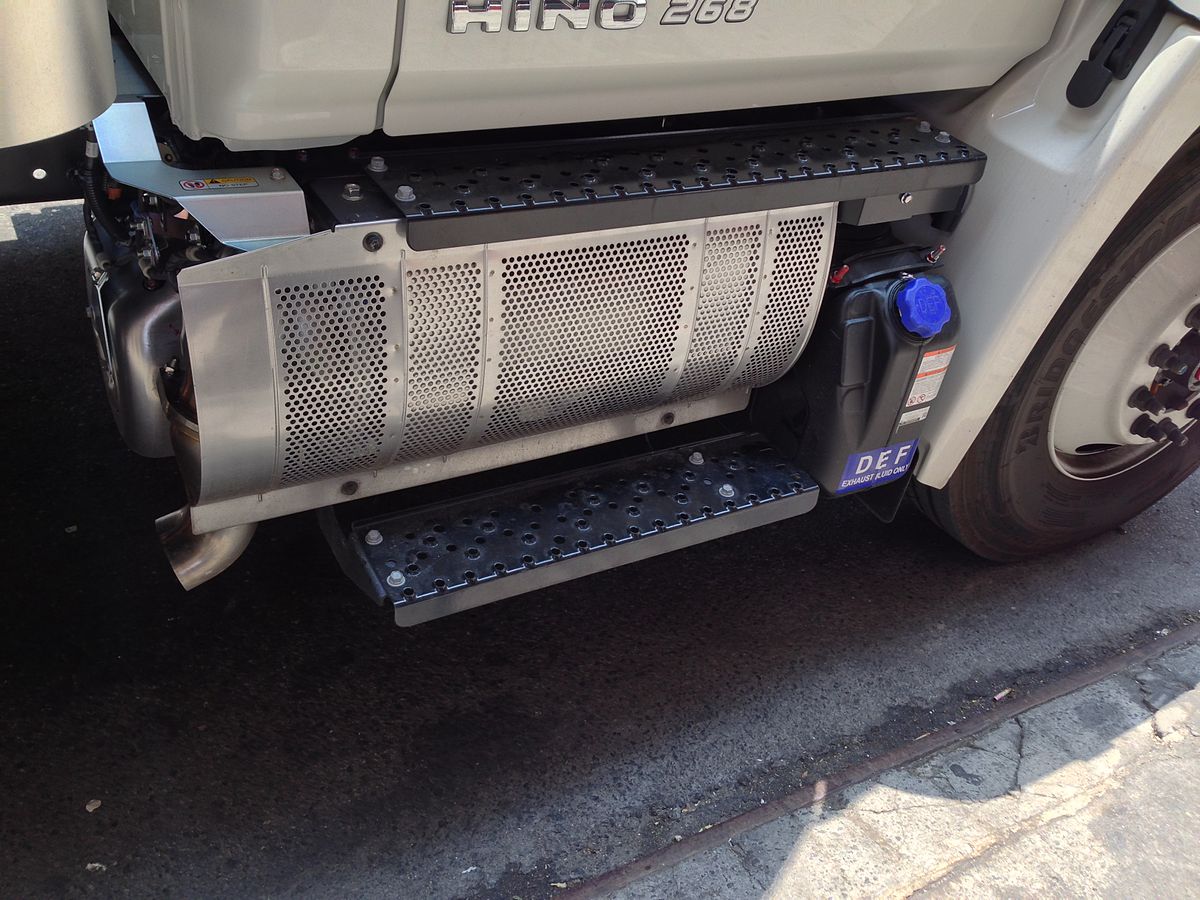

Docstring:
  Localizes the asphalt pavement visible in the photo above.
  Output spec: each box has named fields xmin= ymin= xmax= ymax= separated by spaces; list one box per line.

xmin=2 ymin=201 xmax=1199 ymax=899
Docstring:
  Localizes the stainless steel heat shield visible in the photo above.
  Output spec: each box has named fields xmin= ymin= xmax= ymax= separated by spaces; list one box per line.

xmin=177 ymin=205 xmax=835 ymax=532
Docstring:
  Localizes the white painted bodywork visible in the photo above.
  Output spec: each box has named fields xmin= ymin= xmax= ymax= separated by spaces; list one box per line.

xmin=0 ymin=0 xmax=115 ymax=148
xmin=106 ymin=0 xmax=1065 ymax=150
xmin=905 ymin=0 xmax=1200 ymax=489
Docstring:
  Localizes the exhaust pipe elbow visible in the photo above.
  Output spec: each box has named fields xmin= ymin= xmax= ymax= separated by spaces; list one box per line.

xmin=156 ymin=505 xmax=257 ymax=590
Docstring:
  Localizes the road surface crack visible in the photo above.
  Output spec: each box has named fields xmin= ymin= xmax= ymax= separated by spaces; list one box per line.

xmin=727 ymin=837 xmax=769 ymax=890
xmin=1009 ymin=715 xmax=1026 ymax=794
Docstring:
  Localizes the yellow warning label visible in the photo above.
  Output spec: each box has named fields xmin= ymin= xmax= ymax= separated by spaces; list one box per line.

xmin=179 ymin=176 xmax=259 ymax=191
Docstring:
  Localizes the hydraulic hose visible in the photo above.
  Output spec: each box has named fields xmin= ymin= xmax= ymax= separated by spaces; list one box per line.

xmin=82 ymin=127 xmax=128 ymax=246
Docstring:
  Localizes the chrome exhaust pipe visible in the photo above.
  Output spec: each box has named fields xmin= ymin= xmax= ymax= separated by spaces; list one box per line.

xmin=156 ymin=505 xmax=257 ymax=591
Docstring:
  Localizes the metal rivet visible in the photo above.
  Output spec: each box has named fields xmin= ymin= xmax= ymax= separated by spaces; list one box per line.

xmin=341 ymin=481 xmax=359 ymax=496
xmin=394 ymin=185 xmax=416 ymax=202
xmin=362 ymin=231 xmax=384 ymax=252
xmin=386 ymin=571 xmax=406 ymax=588
xmin=660 ymin=412 xmax=676 ymax=426
xmin=364 ymin=529 xmax=383 ymax=546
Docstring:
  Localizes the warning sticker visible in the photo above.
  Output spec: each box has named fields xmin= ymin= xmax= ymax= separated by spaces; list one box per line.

xmin=179 ymin=176 xmax=259 ymax=191
xmin=907 ymin=344 xmax=956 ymax=407
xmin=836 ymin=440 xmax=918 ymax=494
xmin=899 ymin=407 xmax=930 ymax=427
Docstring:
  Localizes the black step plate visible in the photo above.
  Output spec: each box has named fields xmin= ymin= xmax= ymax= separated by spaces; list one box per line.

xmin=342 ymin=435 xmax=818 ymax=626
xmin=361 ymin=114 xmax=985 ymax=249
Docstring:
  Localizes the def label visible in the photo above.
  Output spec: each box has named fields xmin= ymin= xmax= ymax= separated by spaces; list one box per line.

xmin=836 ymin=441 xmax=918 ymax=494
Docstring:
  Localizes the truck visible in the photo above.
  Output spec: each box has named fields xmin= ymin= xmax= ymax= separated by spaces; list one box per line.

xmin=2 ymin=0 xmax=1198 ymax=626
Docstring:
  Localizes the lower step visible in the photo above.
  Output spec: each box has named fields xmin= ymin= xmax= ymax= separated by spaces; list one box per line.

xmin=326 ymin=434 xmax=819 ymax=626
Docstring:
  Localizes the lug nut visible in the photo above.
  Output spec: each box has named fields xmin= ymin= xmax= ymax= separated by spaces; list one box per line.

xmin=1128 ymin=386 xmax=1165 ymax=415
xmin=1160 ymin=418 xmax=1189 ymax=446
xmin=1130 ymin=414 xmax=1165 ymax=441
xmin=1149 ymin=343 xmax=1188 ymax=375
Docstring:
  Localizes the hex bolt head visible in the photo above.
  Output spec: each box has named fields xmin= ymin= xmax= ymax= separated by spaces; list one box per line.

xmin=935 ymin=130 xmax=952 ymax=144
xmin=367 ymin=155 xmax=388 ymax=173
xmin=718 ymin=484 xmax=736 ymax=499
xmin=386 ymin=570 xmax=407 ymax=588
xmin=269 ymin=167 xmax=286 ymax=182
xmin=917 ymin=120 xmax=932 ymax=133
xmin=394 ymin=184 xmax=416 ymax=202
xmin=362 ymin=231 xmax=384 ymax=253
xmin=342 ymin=182 xmax=362 ymax=201
xmin=688 ymin=451 xmax=705 ymax=466
xmin=364 ymin=529 xmax=384 ymax=546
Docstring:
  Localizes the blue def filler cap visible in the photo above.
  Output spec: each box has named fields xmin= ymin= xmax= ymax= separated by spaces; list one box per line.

xmin=895 ymin=277 xmax=952 ymax=339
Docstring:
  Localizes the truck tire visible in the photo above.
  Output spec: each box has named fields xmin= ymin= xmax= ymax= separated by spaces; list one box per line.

xmin=913 ymin=133 xmax=1200 ymax=561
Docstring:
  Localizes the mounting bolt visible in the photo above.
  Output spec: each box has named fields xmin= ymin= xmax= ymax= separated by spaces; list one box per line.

xmin=269 ymin=167 xmax=286 ymax=182
xmin=367 ymin=155 xmax=388 ymax=173
xmin=394 ymin=184 xmax=416 ymax=202
xmin=718 ymin=484 xmax=736 ymax=499
xmin=362 ymin=231 xmax=384 ymax=252
xmin=386 ymin=570 xmax=406 ymax=588
xmin=342 ymin=182 xmax=362 ymax=202
xmin=917 ymin=120 xmax=932 ymax=133
xmin=934 ymin=131 xmax=952 ymax=144
xmin=899 ymin=192 xmax=914 ymax=205
xmin=364 ymin=529 xmax=383 ymax=546
xmin=688 ymin=451 xmax=705 ymax=466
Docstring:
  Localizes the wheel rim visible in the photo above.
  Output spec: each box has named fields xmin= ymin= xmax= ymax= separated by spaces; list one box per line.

xmin=1048 ymin=223 xmax=1200 ymax=481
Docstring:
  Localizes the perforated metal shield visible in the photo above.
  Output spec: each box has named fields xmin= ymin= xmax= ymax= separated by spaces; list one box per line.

xmin=390 ymin=205 xmax=835 ymax=466
xmin=179 ymin=204 xmax=834 ymax=526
